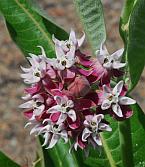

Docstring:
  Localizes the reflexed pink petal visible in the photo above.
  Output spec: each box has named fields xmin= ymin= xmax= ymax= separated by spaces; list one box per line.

xmin=77 ymin=137 xmax=86 ymax=149
xmin=50 ymin=112 xmax=61 ymax=123
xmin=122 ymin=106 xmax=133 ymax=119
xmin=75 ymin=99 xmax=96 ymax=110
xmin=78 ymin=68 xmax=93 ymax=76
xmin=68 ymin=117 xmax=80 ymax=129
xmin=24 ymin=110 xmax=33 ymax=119
xmin=24 ymin=83 xmax=41 ymax=95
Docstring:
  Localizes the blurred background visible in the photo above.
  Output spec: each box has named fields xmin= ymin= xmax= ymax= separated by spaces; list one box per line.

xmin=0 ymin=0 xmax=144 ymax=166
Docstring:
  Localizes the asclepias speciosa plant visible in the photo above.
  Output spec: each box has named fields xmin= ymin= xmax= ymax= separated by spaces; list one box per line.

xmin=0 ymin=0 xmax=145 ymax=167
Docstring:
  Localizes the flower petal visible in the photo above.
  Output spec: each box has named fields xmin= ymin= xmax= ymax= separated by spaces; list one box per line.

xmin=68 ymin=109 xmax=76 ymax=122
xmin=101 ymin=99 xmax=111 ymax=110
xmin=111 ymin=48 xmax=124 ymax=60
xmin=82 ymin=128 xmax=91 ymax=142
xmin=112 ymin=104 xmax=123 ymax=117
xmin=46 ymin=134 xmax=60 ymax=149
xmin=119 ymin=96 xmax=136 ymax=105
xmin=77 ymin=33 xmax=85 ymax=47
xmin=112 ymin=62 xmax=126 ymax=69
xmin=99 ymin=123 xmax=112 ymax=132
xmin=92 ymin=133 xmax=102 ymax=146
xmin=112 ymin=80 xmax=124 ymax=96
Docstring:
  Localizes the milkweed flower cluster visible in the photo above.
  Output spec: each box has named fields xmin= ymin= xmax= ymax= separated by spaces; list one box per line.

xmin=20 ymin=29 xmax=136 ymax=151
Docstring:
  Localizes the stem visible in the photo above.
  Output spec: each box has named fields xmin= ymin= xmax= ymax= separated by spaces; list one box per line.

xmin=119 ymin=120 xmax=134 ymax=167
xmin=100 ymin=134 xmax=117 ymax=167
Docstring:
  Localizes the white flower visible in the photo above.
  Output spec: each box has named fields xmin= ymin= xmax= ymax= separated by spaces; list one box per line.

xmin=82 ymin=114 xmax=112 ymax=146
xmin=48 ymin=45 xmax=76 ymax=70
xmin=52 ymin=29 xmax=85 ymax=52
xmin=19 ymin=94 xmax=45 ymax=116
xmin=96 ymin=43 xmax=126 ymax=70
xmin=21 ymin=46 xmax=47 ymax=84
xmin=39 ymin=119 xmax=68 ymax=149
xmin=47 ymin=96 xmax=76 ymax=124
xmin=101 ymin=81 xmax=136 ymax=117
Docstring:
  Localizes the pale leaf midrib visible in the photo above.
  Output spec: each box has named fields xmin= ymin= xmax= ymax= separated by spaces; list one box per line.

xmin=101 ymin=134 xmax=117 ymax=167
xmin=14 ymin=0 xmax=54 ymax=50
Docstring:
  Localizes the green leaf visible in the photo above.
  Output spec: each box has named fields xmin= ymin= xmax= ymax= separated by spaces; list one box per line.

xmin=39 ymin=136 xmax=80 ymax=167
xmin=120 ymin=0 xmax=145 ymax=90
xmin=0 ymin=0 xmax=68 ymax=57
xmin=73 ymin=0 xmax=106 ymax=53
xmin=0 ymin=151 xmax=20 ymax=167
xmin=131 ymin=104 xmax=145 ymax=167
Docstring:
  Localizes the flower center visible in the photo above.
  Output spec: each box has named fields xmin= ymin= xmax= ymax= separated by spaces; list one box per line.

xmin=53 ymin=124 xmax=60 ymax=132
xmin=104 ymin=58 xmax=109 ymax=64
xmin=108 ymin=95 xmax=113 ymax=101
xmin=61 ymin=60 xmax=67 ymax=66
xmin=91 ymin=121 xmax=97 ymax=127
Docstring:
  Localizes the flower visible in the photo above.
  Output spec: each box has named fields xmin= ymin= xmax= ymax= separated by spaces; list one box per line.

xmin=48 ymin=96 xmax=76 ymax=124
xmin=100 ymin=81 xmax=136 ymax=117
xmin=19 ymin=29 xmax=137 ymax=152
xmin=21 ymin=46 xmax=48 ymax=84
xmin=39 ymin=119 xmax=68 ymax=149
xmin=74 ymin=114 xmax=112 ymax=150
xmin=96 ymin=44 xmax=125 ymax=70
xmin=82 ymin=114 xmax=112 ymax=145
xmin=49 ymin=45 xmax=76 ymax=71
xmin=52 ymin=29 xmax=85 ymax=52
xmin=19 ymin=94 xmax=45 ymax=116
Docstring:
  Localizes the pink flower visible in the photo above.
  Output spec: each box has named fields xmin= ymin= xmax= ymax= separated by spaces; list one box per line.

xmin=38 ymin=119 xmax=68 ymax=149
xmin=48 ymin=96 xmax=76 ymax=124
xmin=21 ymin=46 xmax=48 ymax=84
xmin=52 ymin=29 xmax=85 ymax=52
xmin=99 ymin=81 xmax=136 ymax=117
xmin=90 ymin=44 xmax=125 ymax=84
xmin=19 ymin=94 xmax=45 ymax=116
xmin=74 ymin=114 xmax=111 ymax=150
xmin=96 ymin=44 xmax=125 ymax=70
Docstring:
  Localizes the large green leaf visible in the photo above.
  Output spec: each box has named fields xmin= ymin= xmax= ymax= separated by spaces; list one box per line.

xmin=131 ymin=104 xmax=145 ymax=167
xmin=120 ymin=0 xmax=145 ymax=90
xmin=73 ymin=0 xmax=106 ymax=53
xmin=0 ymin=0 xmax=68 ymax=57
xmin=0 ymin=151 xmax=20 ymax=167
